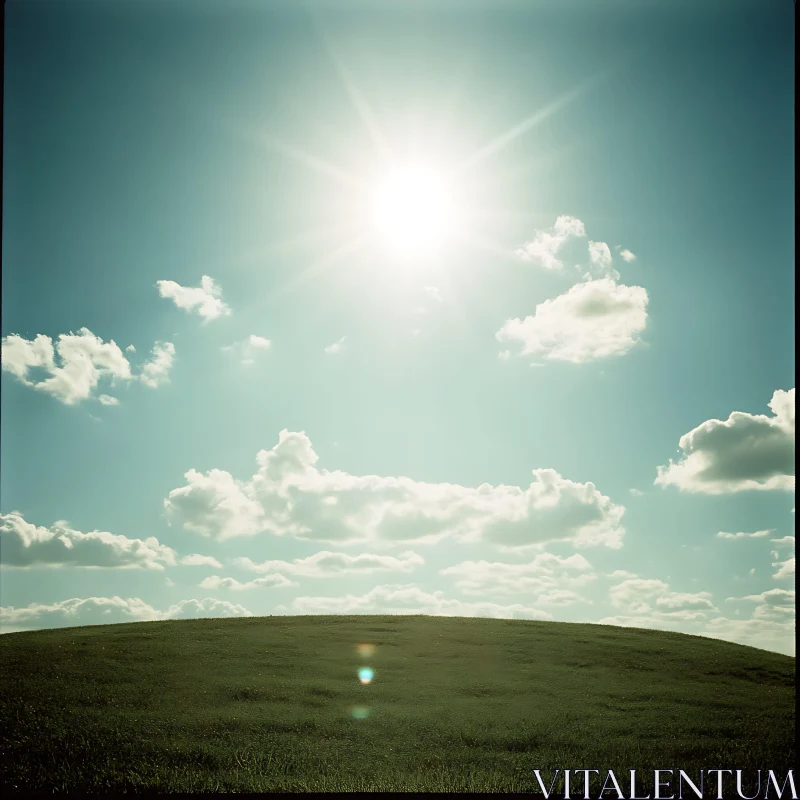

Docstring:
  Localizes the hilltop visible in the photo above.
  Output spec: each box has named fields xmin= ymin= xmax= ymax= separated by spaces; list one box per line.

xmin=1 ymin=615 xmax=795 ymax=793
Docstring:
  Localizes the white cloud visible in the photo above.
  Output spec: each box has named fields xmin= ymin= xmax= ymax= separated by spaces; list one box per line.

xmin=235 ymin=550 xmax=424 ymax=577
xmin=200 ymin=574 xmax=294 ymax=591
xmin=655 ymin=389 xmax=795 ymax=494
xmin=1 ymin=328 xmax=131 ymax=405
xmin=619 ymin=249 xmax=636 ymax=262
xmin=0 ymin=596 xmax=252 ymax=633
xmin=180 ymin=554 xmax=223 ymax=568
xmin=222 ymin=335 xmax=272 ymax=366
xmin=609 ymin=577 xmax=716 ymax=615
xmin=0 ymin=511 xmax=178 ymax=570
xmin=601 ymin=575 xmax=792 ymax=655
xmin=716 ymin=529 xmax=774 ymax=540
xmin=164 ymin=430 xmax=626 ymax=549
xmin=289 ymin=584 xmax=553 ymax=620
xmin=772 ymin=557 xmax=795 ymax=580
xmin=629 ymin=489 xmax=644 ymax=496
xmin=586 ymin=241 xmax=620 ymax=280
xmin=1 ymin=329 xmax=175 ymax=405
xmin=156 ymin=275 xmax=231 ymax=321
xmin=496 ymin=278 xmax=648 ymax=364
xmin=771 ymin=535 xmax=795 ymax=547
xmin=324 ymin=336 xmax=347 ymax=355
xmin=515 ymin=215 xmax=586 ymax=270
xmin=139 ymin=342 xmax=175 ymax=388
xmin=439 ymin=553 xmax=593 ymax=598
xmin=164 ymin=468 xmax=267 ymax=539
xmin=740 ymin=588 xmax=795 ymax=621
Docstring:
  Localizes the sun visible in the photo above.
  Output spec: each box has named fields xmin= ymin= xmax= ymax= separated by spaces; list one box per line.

xmin=369 ymin=164 xmax=455 ymax=257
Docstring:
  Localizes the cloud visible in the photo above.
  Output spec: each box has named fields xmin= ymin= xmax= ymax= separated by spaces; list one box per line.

xmin=629 ymin=489 xmax=644 ymax=496
xmin=180 ymin=554 xmax=223 ymax=568
xmin=515 ymin=215 xmax=586 ymax=270
xmin=601 ymin=574 xmax=793 ymax=655
xmin=619 ymin=249 xmax=636 ymax=262
xmin=288 ymin=584 xmax=553 ymax=620
xmin=0 ymin=511 xmax=178 ymax=570
xmin=771 ymin=535 xmax=795 ymax=547
xmin=655 ymin=389 xmax=795 ymax=494
xmin=164 ymin=430 xmax=626 ymax=549
xmin=1 ymin=329 xmax=175 ymax=405
xmin=772 ymin=557 xmax=795 ymax=580
xmin=609 ymin=577 xmax=717 ymax=615
xmin=0 ymin=596 xmax=252 ymax=633
xmin=139 ymin=341 xmax=175 ymax=389
xmin=235 ymin=550 xmax=424 ymax=577
xmin=716 ymin=529 xmax=774 ymax=540
xmin=200 ymin=574 xmax=294 ymax=591
xmin=2 ymin=328 xmax=131 ymax=405
xmin=439 ymin=553 xmax=593 ymax=599
xmin=496 ymin=278 xmax=649 ymax=364
xmin=164 ymin=468 xmax=267 ymax=539
xmin=586 ymin=241 xmax=620 ymax=280
xmin=156 ymin=275 xmax=231 ymax=321
xmin=324 ymin=336 xmax=347 ymax=355
xmin=739 ymin=588 xmax=795 ymax=621
xmin=221 ymin=335 xmax=272 ymax=366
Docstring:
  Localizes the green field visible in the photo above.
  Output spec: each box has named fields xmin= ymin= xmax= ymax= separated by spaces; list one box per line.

xmin=0 ymin=615 xmax=795 ymax=793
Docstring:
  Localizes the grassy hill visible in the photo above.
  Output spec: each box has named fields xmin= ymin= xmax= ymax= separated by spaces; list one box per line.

xmin=0 ymin=615 xmax=795 ymax=793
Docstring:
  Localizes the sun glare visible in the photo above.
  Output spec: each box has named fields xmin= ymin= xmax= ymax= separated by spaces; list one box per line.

xmin=369 ymin=165 xmax=455 ymax=257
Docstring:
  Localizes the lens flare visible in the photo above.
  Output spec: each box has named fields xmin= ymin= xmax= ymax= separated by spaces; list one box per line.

xmin=358 ymin=667 xmax=375 ymax=684
xmin=351 ymin=705 xmax=370 ymax=720
xmin=356 ymin=643 xmax=376 ymax=657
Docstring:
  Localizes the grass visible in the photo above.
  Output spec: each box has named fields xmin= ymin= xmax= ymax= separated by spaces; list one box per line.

xmin=0 ymin=615 xmax=795 ymax=793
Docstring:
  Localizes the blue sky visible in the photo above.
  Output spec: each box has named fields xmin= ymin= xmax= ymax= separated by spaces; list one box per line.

xmin=1 ymin=0 xmax=794 ymax=654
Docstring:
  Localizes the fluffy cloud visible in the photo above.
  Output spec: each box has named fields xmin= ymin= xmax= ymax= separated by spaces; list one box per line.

xmin=496 ymin=278 xmax=648 ymax=364
xmin=739 ymin=588 xmax=795 ymax=622
xmin=515 ymin=215 xmax=586 ymax=270
xmin=200 ymin=574 xmax=294 ymax=591
xmin=716 ymin=529 xmax=773 ymax=540
xmin=180 ymin=554 xmax=223 ymax=568
xmin=772 ymin=556 xmax=795 ymax=581
xmin=221 ymin=335 xmax=272 ymax=366
xmin=236 ymin=550 xmax=424 ymax=577
xmin=164 ymin=430 xmax=626 ymax=549
xmin=2 ymin=329 xmax=130 ymax=405
xmin=1 ymin=329 xmax=174 ymax=405
xmin=0 ymin=596 xmax=252 ymax=633
xmin=324 ymin=336 xmax=347 ymax=354
xmin=0 ymin=512 xmax=178 ymax=570
xmin=287 ymin=584 xmax=553 ymax=620
xmin=164 ymin=468 xmax=267 ymax=539
xmin=439 ymin=553 xmax=593 ymax=600
xmin=585 ymin=241 xmax=620 ymax=280
xmin=139 ymin=342 xmax=175 ymax=388
xmin=609 ymin=577 xmax=716 ymax=616
xmin=619 ymin=248 xmax=636 ymax=262
xmin=655 ymin=389 xmax=795 ymax=494
xmin=770 ymin=535 xmax=795 ymax=579
xmin=156 ymin=275 xmax=231 ymax=321
xmin=602 ymin=576 xmax=793 ymax=655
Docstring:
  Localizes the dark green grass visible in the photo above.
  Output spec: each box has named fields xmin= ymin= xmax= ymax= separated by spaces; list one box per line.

xmin=0 ymin=616 xmax=795 ymax=793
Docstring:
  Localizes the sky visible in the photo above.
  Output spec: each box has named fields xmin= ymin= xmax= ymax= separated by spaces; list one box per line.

xmin=1 ymin=0 xmax=795 ymax=655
